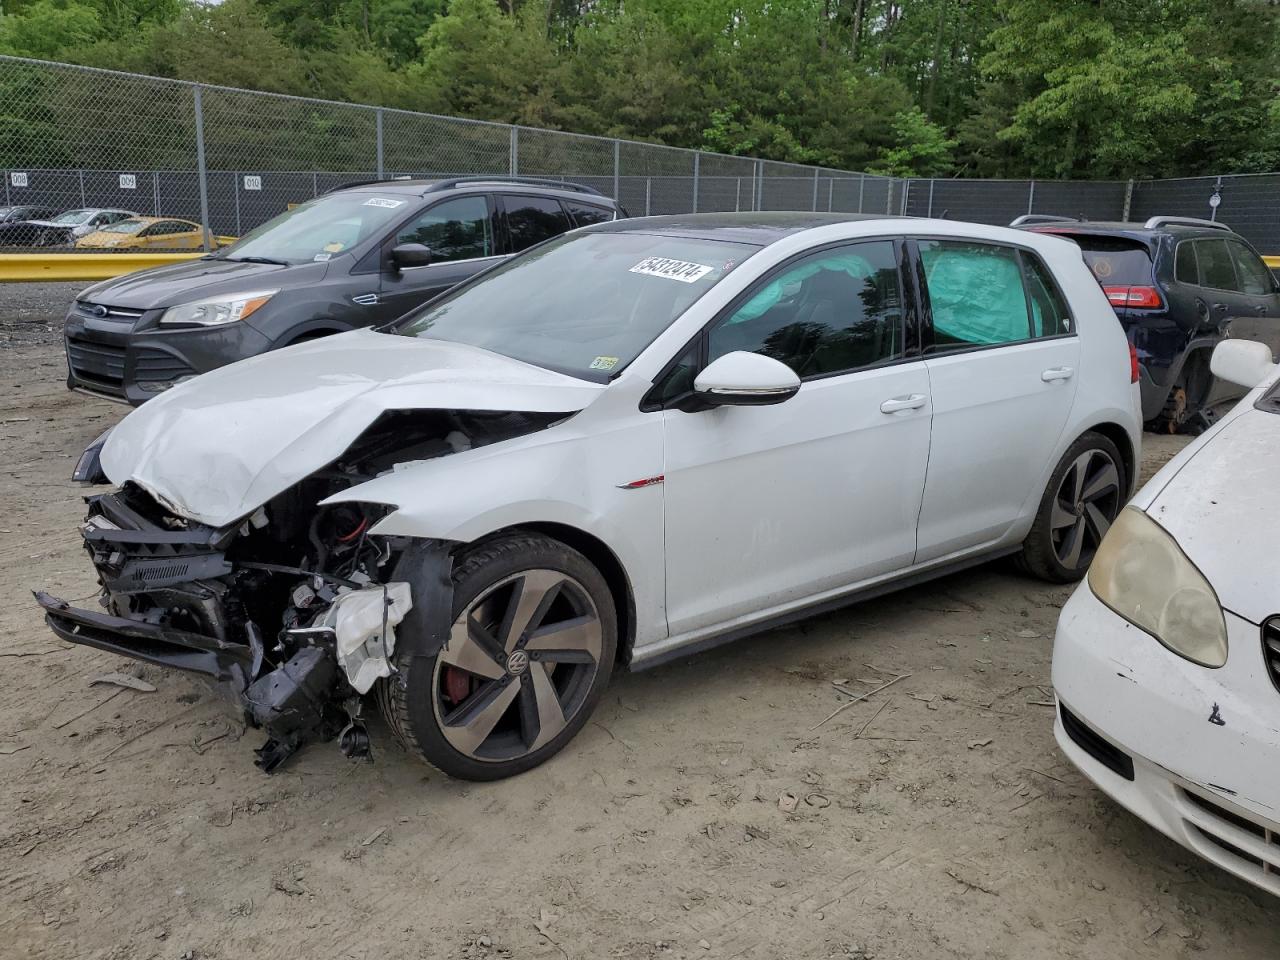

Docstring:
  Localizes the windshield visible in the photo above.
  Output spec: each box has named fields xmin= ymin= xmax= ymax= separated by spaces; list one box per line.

xmin=102 ymin=219 xmax=149 ymax=235
xmin=218 ymin=192 xmax=414 ymax=263
xmin=51 ymin=210 xmax=95 ymax=225
xmin=393 ymin=231 xmax=758 ymax=381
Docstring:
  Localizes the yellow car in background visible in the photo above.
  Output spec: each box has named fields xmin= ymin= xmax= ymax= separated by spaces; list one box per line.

xmin=75 ymin=216 xmax=233 ymax=250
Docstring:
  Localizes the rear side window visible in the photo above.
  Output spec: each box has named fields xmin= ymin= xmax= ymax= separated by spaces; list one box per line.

xmin=1227 ymin=239 xmax=1274 ymax=295
xmin=1175 ymin=241 xmax=1198 ymax=284
xmin=919 ymin=240 xmax=1029 ymax=349
xmin=503 ymin=195 xmax=571 ymax=253
xmin=1195 ymin=239 xmax=1238 ymax=290
xmin=565 ymin=201 xmax=614 ymax=227
xmin=1021 ymin=254 xmax=1073 ymax=336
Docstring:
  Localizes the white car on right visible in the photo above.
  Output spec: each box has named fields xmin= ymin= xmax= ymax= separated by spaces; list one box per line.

xmin=1053 ymin=337 xmax=1280 ymax=896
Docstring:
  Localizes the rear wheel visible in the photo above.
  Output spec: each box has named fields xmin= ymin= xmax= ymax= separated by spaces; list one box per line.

xmin=1017 ymin=432 xmax=1125 ymax=583
xmin=378 ymin=533 xmax=616 ymax=780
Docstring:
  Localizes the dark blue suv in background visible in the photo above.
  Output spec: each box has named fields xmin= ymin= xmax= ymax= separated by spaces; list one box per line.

xmin=1015 ymin=215 xmax=1280 ymax=433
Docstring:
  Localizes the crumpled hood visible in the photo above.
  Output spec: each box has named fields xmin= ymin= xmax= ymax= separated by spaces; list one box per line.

xmin=1145 ymin=407 xmax=1280 ymax=625
xmin=101 ymin=328 xmax=604 ymax=527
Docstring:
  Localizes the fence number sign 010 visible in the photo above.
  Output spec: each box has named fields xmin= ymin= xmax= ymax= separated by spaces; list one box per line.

xmin=9 ymin=172 xmax=27 ymax=188
xmin=119 ymin=174 xmax=136 ymax=190
xmin=243 ymin=175 xmax=262 ymax=191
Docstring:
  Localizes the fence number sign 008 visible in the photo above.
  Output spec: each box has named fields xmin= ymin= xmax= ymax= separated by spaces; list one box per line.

xmin=9 ymin=172 xmax=27 ymax=188
xmin=119 ymin=174 xmax=136 ymax=190
xmin=243 ymin=175 xmax=262 ymax=191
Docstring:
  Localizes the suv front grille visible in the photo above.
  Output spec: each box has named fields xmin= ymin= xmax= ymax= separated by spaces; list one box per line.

xmin=1262 ymin=618 xmax=1280 ymax=693
xmin=74 ymin=301 xmax=144 ymax=321
xmin=67 ymin=337 xmax=125 ymax=392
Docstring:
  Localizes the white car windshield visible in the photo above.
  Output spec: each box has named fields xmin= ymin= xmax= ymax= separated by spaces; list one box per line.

xmin=51 ymin=210 xmax=95 ymax=225
xmin=394 ymin=231 xmax=758 ymax=381
xmin=216 ymin=193 xmax=411 ymax=264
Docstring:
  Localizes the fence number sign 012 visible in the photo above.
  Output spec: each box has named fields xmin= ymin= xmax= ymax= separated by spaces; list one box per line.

xmin=9 ymin=172 xmax=27 ymax=188
xmin=119 ymin=174 xmax=136 ymax=190
xmin=243 ymin=175 xmax=262 ymax=191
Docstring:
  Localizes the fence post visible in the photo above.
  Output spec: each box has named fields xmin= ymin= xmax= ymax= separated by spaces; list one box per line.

xmin=78 ymin=170 xmax=86 ymax=207
xmin=375 ymin=108 xmax=384 ymax=179
xmin=645 ymin=177 xmax=651 ymax=216
xmin=756 ymin=159 xmax=764 ymax=211
xmin=828 ymin=177 xmax=834 ymax=211
xmin=233 ymin=170 xmax=241 ymax=237
xmin=1027 ymin=179 xmax=1036 ymax=215
xmin=886 ymin=179 xmax=894 ymax=215
xmin=899 ymin=179 xmax=910 ymax=215
xmin=692 ymin=153 xmax=700 ymax=213
xmin=927 ymin=178 xmax=935 ymax=218
xmin=152 ymin=170 xmax=160 ymax=216
xmin=735 ymin=177 xmax=741 ymax=212
xmin=612 ymin=140 xmax=621 ymax=201
xmin=1123 ymin=179 xmax=1133 ymax=221
xmin=193 ymin=83 xmax=212 ymax=252
xmin=812 ymin=168 xmax=820 ymax=211
xmin=312 ymin=172 xmax=318 ymax=198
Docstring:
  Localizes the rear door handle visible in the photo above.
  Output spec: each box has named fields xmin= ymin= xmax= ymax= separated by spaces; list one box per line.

xmin=880 ymin=394 xmax=927 ymax=414
xmin=1041 ymin=366 xmax=1075 ymax=382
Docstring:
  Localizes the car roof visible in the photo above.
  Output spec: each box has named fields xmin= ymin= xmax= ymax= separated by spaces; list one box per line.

xmin=333 ymin=177 xmax=619 ymax=204
xmin=587 ymin=211 xmax=890 ymax=246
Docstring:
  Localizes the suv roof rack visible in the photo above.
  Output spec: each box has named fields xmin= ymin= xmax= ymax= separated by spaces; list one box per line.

xmin=1009 ymin=214 xmax=1080 ymax=227
xmin=322 ymin=176 xmax=413 ymax=195
xmin=426 ymin=176 xmax=605 ymax=197
xmin=1142 ymin=215 xmax=1230 ymax=232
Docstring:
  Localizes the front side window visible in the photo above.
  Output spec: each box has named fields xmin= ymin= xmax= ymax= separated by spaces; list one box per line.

xmin=920 ymin=240 xmax=1030 ymax=349
xmin=394 ymin=231 xmax=755 ymax=381
xmin=504 ymin=195 xmax=571 ymax=252
xmin=1195 ymin=239 xmax=1239 ymax=291
xmin=1227 ymin=239 xmax=1274 ymax=295
xmin=395 ymin=196 xmax=493 ymax=263
xmin=707 ymin=241 xmax=903 ymax=377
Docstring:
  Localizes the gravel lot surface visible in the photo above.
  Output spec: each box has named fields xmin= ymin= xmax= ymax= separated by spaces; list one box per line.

xmin=1 ymin=290 xmax=1274 ymax=959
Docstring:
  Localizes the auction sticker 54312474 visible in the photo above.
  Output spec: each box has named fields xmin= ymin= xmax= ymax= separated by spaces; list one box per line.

xmin=630 ymin=257 xmax=714 ymax=283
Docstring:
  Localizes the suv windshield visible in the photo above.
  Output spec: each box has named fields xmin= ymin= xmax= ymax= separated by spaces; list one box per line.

xmin=217 ymin=192 xmax=414 ymax=264
xmin=394 ymin=231 xmax=757 ymax=381
xmin=51 ymin=210 xmax=96 ymax=225
xmin=1050 ymin=232 xmax=1153 ymax=285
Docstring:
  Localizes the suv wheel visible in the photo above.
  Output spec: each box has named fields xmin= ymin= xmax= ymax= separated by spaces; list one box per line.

xmin=378 ymin=533 xmax=616 ymax=780
xmin=1017 ymin=431 xmax=1125 ymax=583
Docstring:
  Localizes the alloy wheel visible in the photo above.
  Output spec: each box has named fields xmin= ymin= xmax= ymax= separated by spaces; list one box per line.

xmin=432 ymin=569 xmax=604 ymax=762
xmin=1050 ymin=448 xmax=1122 ymax=570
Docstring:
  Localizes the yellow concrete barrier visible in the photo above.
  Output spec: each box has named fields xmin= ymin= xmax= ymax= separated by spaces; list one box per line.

xmin=1265 ymin=256 xmax=1280 ymax=270
xmin=0 ymin=252 xmax=206 ymax=282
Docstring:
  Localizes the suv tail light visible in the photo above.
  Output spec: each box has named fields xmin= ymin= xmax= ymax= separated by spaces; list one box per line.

xmin=1129 ymin=342 xmax=1140 ymax=383
xmin=1104 ymin=285 xmax=1164 ymax=309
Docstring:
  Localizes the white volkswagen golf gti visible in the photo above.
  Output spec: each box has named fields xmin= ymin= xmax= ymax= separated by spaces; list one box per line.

xmin=1053 ymin=338 xmax=1280 ymax=897
xmin=39 ymin=213 xmax=1141 ymax=778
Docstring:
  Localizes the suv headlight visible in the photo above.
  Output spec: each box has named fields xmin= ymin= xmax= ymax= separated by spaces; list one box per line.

xmin=159 ymin=290 xmax=277 ymax=327
xmin=1088 ymin=507 xmax=1227 ymax=667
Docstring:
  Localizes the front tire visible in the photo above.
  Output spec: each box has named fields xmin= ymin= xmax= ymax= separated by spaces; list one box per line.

xmin=1017 ymin=431 xmax=1126 ymax=583
xmin=378 ymin=533 xmax=616 ymax=780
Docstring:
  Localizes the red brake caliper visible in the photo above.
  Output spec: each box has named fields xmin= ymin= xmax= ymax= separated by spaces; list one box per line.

xmin=443 ymin=666 xmax=472 ymax=705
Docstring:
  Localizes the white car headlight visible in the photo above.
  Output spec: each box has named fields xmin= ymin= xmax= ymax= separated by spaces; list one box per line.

xmin=159 ymin=290 xmax=277 ymax=327
xmin=1088 ymin=507 xmax=1227 ymax=667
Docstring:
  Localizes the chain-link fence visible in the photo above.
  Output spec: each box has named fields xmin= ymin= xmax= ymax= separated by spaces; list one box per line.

xmin=1 ymin=55 xmax=1277 ymax=256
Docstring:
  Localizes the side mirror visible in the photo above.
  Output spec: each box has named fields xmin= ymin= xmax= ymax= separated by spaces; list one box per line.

xmin=390 ymin=242 xmax=432 ymax=270
xmin=1211 ymin=339 xmax=1276 ymax=389
xmin=693 ymin=351 xmax=800 ymax=407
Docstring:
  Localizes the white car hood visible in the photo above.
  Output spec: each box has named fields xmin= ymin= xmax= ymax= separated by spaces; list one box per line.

xmin=101 ymin=328 xmax=605 ymax=527
xmin=1146 ymin=406 xmax=1280 ymax=625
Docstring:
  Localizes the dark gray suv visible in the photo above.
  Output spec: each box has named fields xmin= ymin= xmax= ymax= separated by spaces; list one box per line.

xmin=64 ymin=177 xmax=624 ymax=404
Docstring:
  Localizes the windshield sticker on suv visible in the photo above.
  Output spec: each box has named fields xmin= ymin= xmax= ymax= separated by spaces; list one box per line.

xmin=589 ymin=356 xmax=620 ymax=371
xmin=363 ymin=198 xmax=404 ymax=209
xmin=630 ymin=257 xmax=714 ymax=283
xmin=313 ymin=252 xmax=332 ymax=261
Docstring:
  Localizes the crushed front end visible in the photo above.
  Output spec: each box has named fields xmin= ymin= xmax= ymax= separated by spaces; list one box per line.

xmin=37 ymin=480 xmax=407 ymax=771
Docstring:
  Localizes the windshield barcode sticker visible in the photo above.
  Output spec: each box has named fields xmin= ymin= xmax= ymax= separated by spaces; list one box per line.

xmin=630 ymin=257 xmax=713 ymax=283
xmin=363 ymin=198 xmax=404 ymax=208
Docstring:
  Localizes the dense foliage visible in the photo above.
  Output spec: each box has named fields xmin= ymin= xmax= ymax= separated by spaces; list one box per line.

xmin=1 ymin=0 xmax=1276 ymax=178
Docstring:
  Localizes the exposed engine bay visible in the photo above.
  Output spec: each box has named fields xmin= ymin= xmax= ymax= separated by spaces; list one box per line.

xmin=37 ymin=408 xmax=564 ymax=772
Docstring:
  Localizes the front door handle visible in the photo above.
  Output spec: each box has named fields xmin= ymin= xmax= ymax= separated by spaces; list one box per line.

xmin=880 ymin=394 xmax=927 ymax=414
xmin=1041 ymin=366 xmax=1075 ymax=382
xmin=1213 ymin=302 xmax=1230 ymax=312
xmin=1256 ymin=305 xmax=1268 ymax=314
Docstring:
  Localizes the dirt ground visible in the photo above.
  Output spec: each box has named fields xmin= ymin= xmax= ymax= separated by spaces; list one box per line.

xmin=2 ymin=283 xmax=1276 ymax=960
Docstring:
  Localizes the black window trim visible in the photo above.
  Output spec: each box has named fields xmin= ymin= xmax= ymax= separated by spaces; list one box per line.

xmin=640 ymin=236 xmax=920 ymax=412
xmin=910 ymin=235 xmax=1078 ymax=359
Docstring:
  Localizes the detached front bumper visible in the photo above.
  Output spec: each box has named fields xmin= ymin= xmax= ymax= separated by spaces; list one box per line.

xmin=1052 ymin=583 xmax=1280 ymax=896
